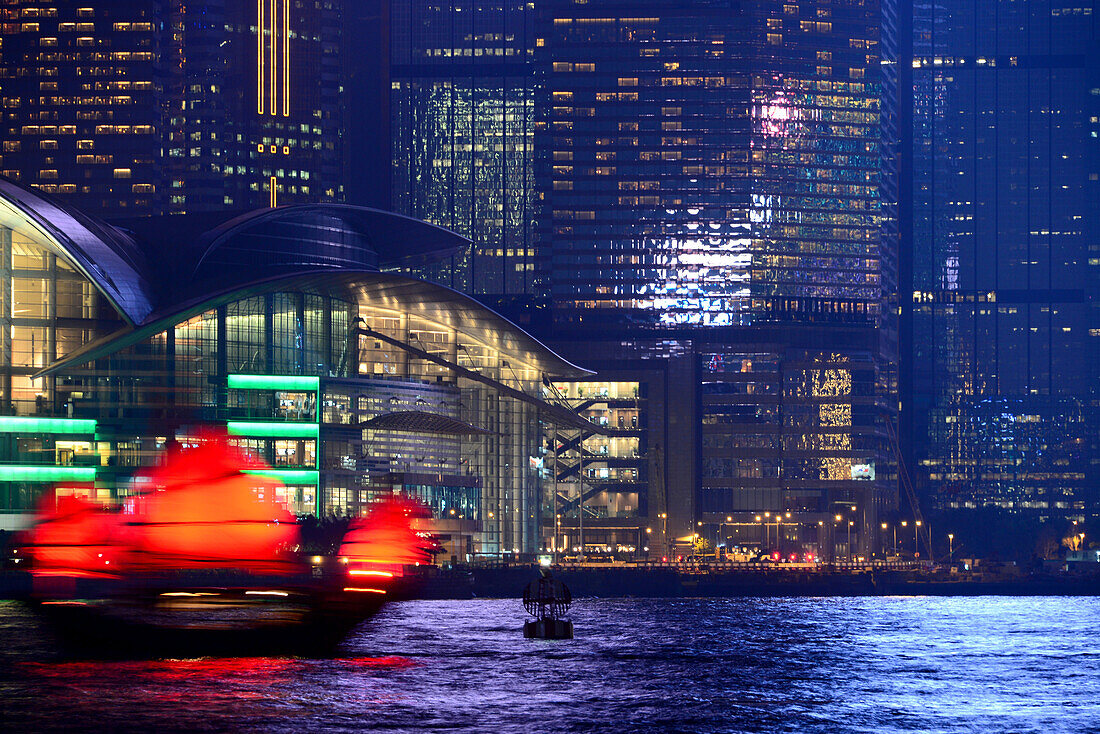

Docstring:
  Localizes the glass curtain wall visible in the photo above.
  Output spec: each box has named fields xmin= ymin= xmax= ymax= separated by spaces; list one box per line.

xmin=0 ymin=213 xmax=122 ymax=522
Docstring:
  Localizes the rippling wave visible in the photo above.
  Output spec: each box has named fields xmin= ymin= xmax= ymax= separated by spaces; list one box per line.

xmin=2 ymin=597 xmax=1097 ymax=732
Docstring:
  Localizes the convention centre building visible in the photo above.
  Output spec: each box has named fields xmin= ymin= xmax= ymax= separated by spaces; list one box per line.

xmin=0 ymin=178 xmax=594 ymax=559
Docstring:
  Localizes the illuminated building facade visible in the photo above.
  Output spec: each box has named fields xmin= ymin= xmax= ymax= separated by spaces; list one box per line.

xmin=387 ymin=0 xmax=541 ymax=301
xmin=545 ymin=378 xmax=650 ymax=558
xmin=162 ymin=1 xmax=344 ymax=212
xmin=904 ymin=0 xmax=1100 ymax=538
xmin=535 ymin=0 xmax=895 ymax=559
xmin=537 ymin=0 xmax=883 ymax=328
xmin=0 ymin=0 xmax=163 ymax=214
xmin=544 ymin=330 xmax=891 ymax=562
xmin=0 ymin=179 xmax=592 ymax=560
xmin=0 ymin=0 xmax=345 ymax=217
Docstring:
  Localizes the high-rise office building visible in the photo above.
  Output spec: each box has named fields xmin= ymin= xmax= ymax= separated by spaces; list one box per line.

xmin=904 ymin=0 xmax=1100 ymax=548
xmin=539 ymin=1 xmax=884 ymax=329
xmin=536 ymin=0 xmax=896 ymax=560
xmin=162 ymin=1 xmax=344 ymax=212
xmin=0 ymin=1 xmax=164 ymax=214
xmin=387 ymin=0 xmax=541 ymax=301
xmin=0 ymin=0 xmax=345 ymax=217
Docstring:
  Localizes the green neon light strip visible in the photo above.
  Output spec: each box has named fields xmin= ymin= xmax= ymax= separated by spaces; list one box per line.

xmin=242 ymin=469 xmax=319 ymax=484
xmin=0 ymin=416 xmax=97 ymax=434
xmin=227 ymin=421 xmax=319 ymax=439
xmin=228 ymin=374 xmax=320 ymax=391
xmin=0 ymin=466 xmax=97 ymax=482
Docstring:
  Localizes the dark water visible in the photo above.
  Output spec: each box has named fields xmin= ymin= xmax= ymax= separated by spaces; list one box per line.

xmin=1 ymin=597 xmax=1098 ymax=733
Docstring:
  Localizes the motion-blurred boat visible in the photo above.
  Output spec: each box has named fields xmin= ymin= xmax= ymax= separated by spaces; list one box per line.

xmin=20 ymin=437 xmax=436 ymax=657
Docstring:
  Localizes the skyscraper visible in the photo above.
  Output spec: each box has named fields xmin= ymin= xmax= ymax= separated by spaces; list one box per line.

xmin=163 ymin=1 xmax=344 ymax=212
xmin=0 ymin=0 xmax=345 ymax=217
xmin=539 ymin=1 xmax=884 ymax=329
xmin=0 ymin=1 xmax=164 ymax=214
xmin=535 ymin=0 xmax=896 ymax=559
xmin=904 ymin=0 xmax=1100 ymax=550
xmin=387 ymin=0 xmax=541 ymax=301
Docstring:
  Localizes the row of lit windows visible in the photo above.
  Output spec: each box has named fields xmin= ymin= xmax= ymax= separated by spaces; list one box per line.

xmin=421 ymin=47 xmax=523 ymax=57
xmin=20 ymin=44 xmax=155 ymax=59
xmin=551 ymin=76 xmax=874 ymax=98
xmin=24 ymin=95 xmax=136 ymax=106
xmin=20 ymin=22 xmax=150 ymax=33
xmin=27 ymin=166 xmax=134 ymax=179
xmin=26 ymin=80 xmax=154 ymax=93
xmin=15 ymin=124 xmax=152 ymax=136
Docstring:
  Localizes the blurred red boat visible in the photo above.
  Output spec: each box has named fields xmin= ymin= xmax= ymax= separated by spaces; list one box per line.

xmin=20 ymin=436 xmax=436 ymax=657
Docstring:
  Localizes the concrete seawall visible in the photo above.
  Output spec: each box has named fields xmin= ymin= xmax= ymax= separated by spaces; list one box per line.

xmin=414 ymin=565 xmax=1100 ymax=599
xmin=3 ymin=566 xmax=1096 ymax=601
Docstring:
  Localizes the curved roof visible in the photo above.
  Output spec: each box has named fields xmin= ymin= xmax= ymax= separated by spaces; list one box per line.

xmin=38 ymin=270 xmax=592 ymax=379
xmin=0 ymin=178 xmax=591 ymax=382
xmin=191 ymin=204 xmax=469 ymax=275
xmin=0 ymin=180 xmax=469 ymax=327
xmin=0 ymin=177 xmax=155 ymax=324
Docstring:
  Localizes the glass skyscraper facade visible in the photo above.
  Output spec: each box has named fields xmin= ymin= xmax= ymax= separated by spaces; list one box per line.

xmin=164 ymin=1 xmax=345 ymax=212
xmin=534 ymin=0 xmax=895 ymax=560
xmin=389 ymin=0 xmax=540 ymax=300
xmin=0 ymin=1 xmax=164 ymax=214
xmin=906 ymin=0 xmax=1100 ymax=541
xmin=538 ymin=0 xmax=883 ymax=329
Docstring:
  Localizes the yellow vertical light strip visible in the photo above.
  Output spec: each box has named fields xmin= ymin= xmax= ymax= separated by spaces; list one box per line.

xmin=257 ymin=0 xmax=265 ymax=114
xmin=270 ymin=176 xmax=278 ymax=208
xmin=282 ymin=0 xmax=289 ymax=116
xmin=269 ymin=0 xmax=277 ymax=116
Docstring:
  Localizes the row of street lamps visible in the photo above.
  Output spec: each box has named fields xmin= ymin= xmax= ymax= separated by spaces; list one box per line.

xmin=554 ymin=510 xmax=966 ymax=565
xmin=881 ymin=519 xmax=924 ymax=558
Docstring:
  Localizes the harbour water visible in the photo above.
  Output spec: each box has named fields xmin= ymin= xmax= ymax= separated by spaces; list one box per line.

xmin=1 ymin=596 xmax=1097 ymax=732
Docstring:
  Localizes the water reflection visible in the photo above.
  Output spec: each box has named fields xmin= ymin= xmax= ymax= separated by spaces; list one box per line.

xmin=2 ymin=597 xmax=1097 ymax=733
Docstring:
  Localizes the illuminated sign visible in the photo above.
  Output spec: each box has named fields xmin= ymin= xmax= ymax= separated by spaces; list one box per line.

xmin=242 ymin=468 xmax=319 ymax=484
xmin=227 ymin=374 xmax=320 ymax=391
xmin=0 ymin=416 xmax=96 ymax=434
xmin=256 ymin=0 xmax=290 ymax=117
xmin=227 ymin=421 xmax=319 ymax=439
xmin=851 ymin=463 xmax=875 ymax=481
xmin=0 ymin=466 xmax=96 ymax=482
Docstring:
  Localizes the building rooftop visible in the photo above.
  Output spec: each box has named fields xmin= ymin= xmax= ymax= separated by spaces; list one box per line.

xmin=0 ymin=176 xmax=589 ymax=380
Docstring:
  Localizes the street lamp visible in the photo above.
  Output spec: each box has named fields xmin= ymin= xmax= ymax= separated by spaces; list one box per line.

xmin=834 ymin=514 xmax=843 ymax=561
xmin=848 ymin=520 xmax=854 ymax=562
xmin=554 ymin=513 xmax=561 ymax=561
xmin=881 ymin=522 xmax=888 ymax=558
xmin=947 ymin=533 xmax=954 ymax=564
xmin=775 ymin=514 xmax=783 ymax=558
xmin=719 ymin=516 xmax=732 ymax=554
xmin=914 ymin=519 xmax=922 ymax=558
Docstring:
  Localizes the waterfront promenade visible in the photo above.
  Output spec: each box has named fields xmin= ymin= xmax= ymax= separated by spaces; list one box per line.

xmin=3 ymin=558 xmax=1096 ymax=601
xmin=413 ymin=560 xmax=1100 ymax=599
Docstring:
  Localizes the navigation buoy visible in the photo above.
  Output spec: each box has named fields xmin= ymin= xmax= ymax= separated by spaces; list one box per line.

xmin=522 ymin=567 xmax=573 ymax=639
